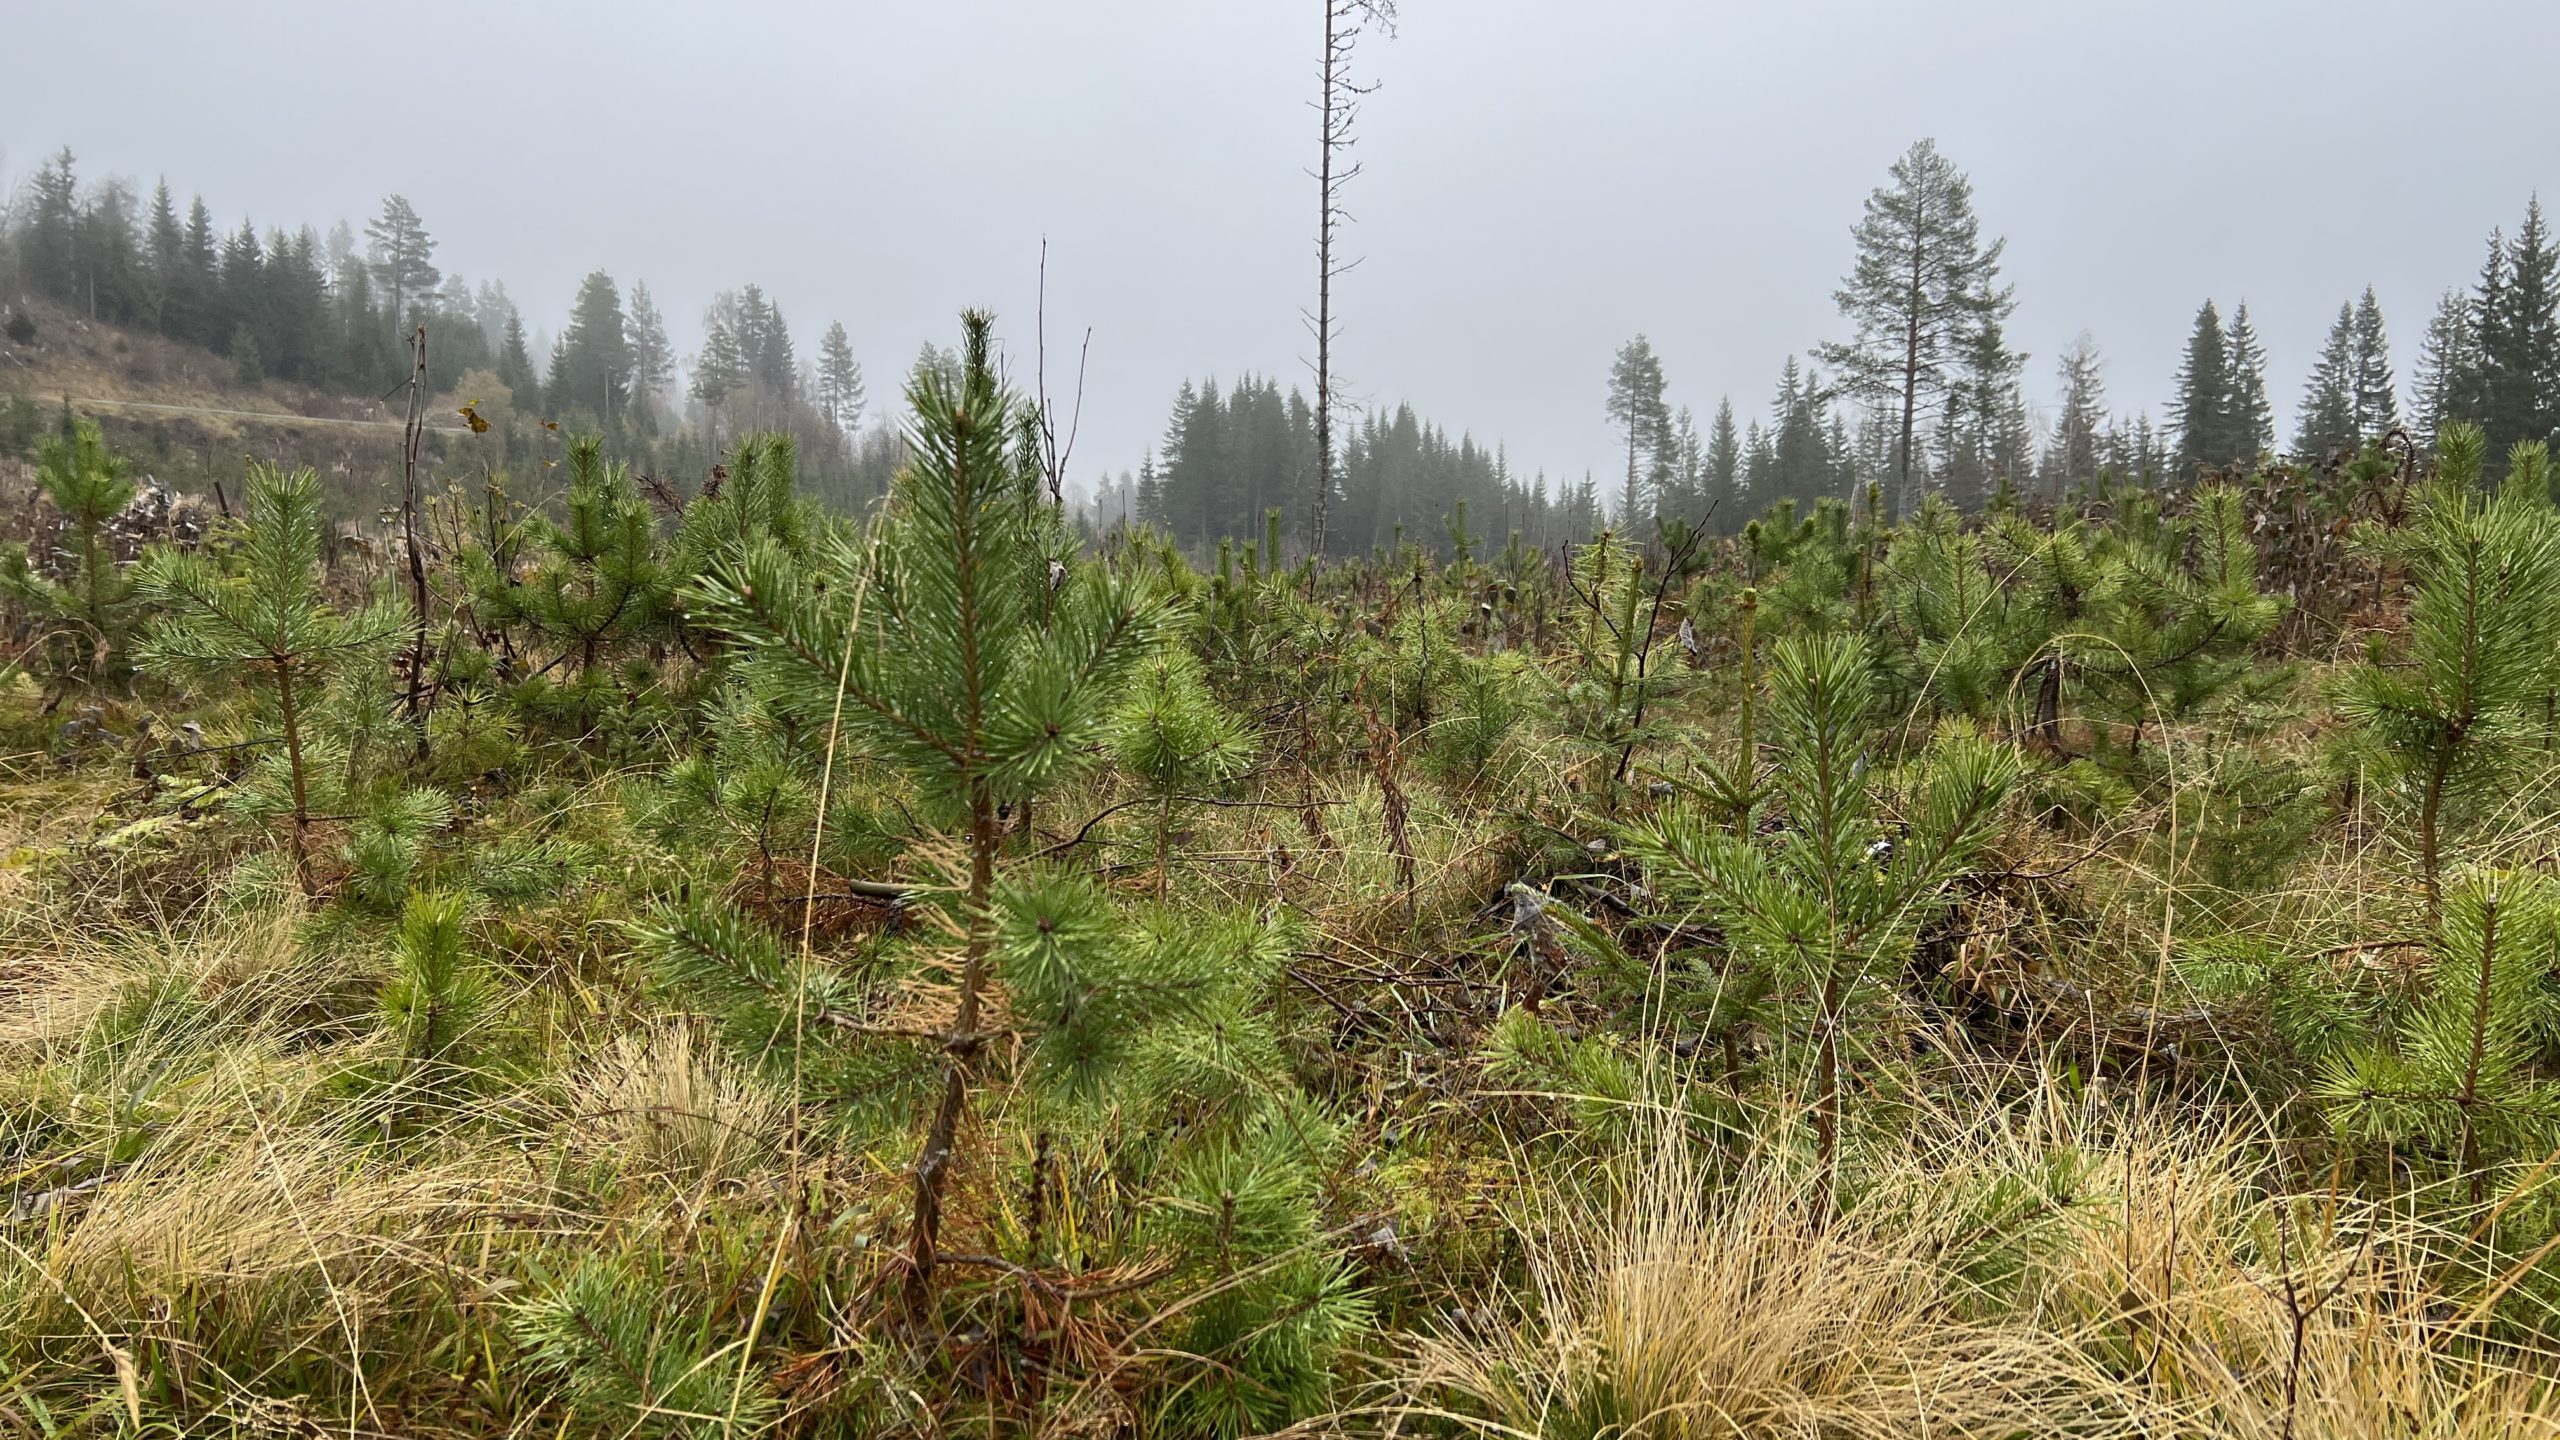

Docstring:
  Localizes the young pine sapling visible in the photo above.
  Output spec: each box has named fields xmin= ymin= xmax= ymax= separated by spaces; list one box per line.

xmin=1623 ymin=634 xmax=2020 ymax=1227
xmin=681 ymin=312 xmax=1168 ymax=1313
xmin=1112 ymin=645 xmax=1256 ymax=902
xmin=1 ymin=418 xmax=143 ymax=696
xmin=135 ymin=465 xmax=408 ymax=896
xmin=2334 ymin=425 xmax=2560 ymax=918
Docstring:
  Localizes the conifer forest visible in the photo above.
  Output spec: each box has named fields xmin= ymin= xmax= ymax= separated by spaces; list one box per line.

xmin=9 ymin=4 xmax=2560 ymax=1436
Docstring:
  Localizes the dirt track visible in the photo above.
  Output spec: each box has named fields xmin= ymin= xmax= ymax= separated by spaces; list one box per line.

xmin=61 ymin=396 xmax=470 ymax=435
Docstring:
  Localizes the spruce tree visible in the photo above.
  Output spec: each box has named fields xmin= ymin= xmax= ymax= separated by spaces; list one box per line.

xmin=555 ymin=271 xmax=631 ymax=427
xmin=495 ymin=310 xmax=539 ymax=406
xmin=2227 ymin=302 xmax=2275 ymax=463
xmin=1703 ymin=396 xmax=1742 ymax=525
xmin=2350 ymin=285 xmax=2401 ymax=438
xmin=1944 ymin=316 xmax=2024 ymax=512
xmin=680 ymin=311 xmax=1170 ymax=1311
xmin=2044 ymin=335 xmax=2107 ymax=498
xmin=1660 ymin=404 xmax=1706 ymax=521
xmin=2458 ymin=231 xmax=2510 ymax=426
xmin=817 ymin=320 xmax=865 ymax=435
xmin=2416 ymin=289 xmax=2476 ymax=448
xmin=180 ymin=197 xmax=218 ymax=348
xmin=134 ymin=465 xmax=408 ymax=896
xmin=73 ymin=180 xmax=148 ymax=327
xmin=2487 ymin=199 xmax=2560 ymax=460
xmin=2296 ymin=302 xmax=2361 ymax=460
xmin=623 ymin=281 xmax=674 ymax=434
xmin=689 ymin=316 xmax=747 ymax=446
xmin=144 ymin=180 xmax=192 ymax=338
xmin=2171 ymin=301 xmax=2234 ymax=475
xmin=21 ymin=150 xmax=79 ymax=302
xmin=216 ymin=220 xmax=264 ymax=362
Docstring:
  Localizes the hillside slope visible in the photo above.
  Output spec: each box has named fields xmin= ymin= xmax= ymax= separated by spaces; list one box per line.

xmin=2 ymin=297 xmax=466 ymax=509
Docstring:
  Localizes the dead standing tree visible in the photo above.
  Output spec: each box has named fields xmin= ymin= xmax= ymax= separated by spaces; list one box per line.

xmin=398 ymin=324 xmax=432 ymax=724
xmin=1308 ymin=0 xmax=1396 ymax=567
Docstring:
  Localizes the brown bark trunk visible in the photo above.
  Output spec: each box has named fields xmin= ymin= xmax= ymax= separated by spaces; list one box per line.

xmin=904 ymin=780 xmax=1000 ymax=1318
xmin=2457 ymin=891 xmax=2499 ymax=1205
xmin=276 ymin=656 xmax=315 ymax=898
xmin=1812 ymin=968 xmax=1843 ymax=1232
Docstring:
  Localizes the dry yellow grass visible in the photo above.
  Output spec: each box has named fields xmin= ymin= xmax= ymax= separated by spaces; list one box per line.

xmin=554 ymin=1020 xmax=790 ymax=1199
xmin=1388 ymin=1084 xmax=2560 ymax=1440
xmin=1399 ymin=1117 xmax=2122 ymax=1439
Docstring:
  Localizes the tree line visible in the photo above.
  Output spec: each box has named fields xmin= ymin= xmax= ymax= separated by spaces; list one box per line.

xmin=1123 ymin=143 xmax=2559 ymax=557
xmin=1087 ymin=375 xmax=1602 ymax=560
xmin=0 ymin=148 xmax=887 ymax=500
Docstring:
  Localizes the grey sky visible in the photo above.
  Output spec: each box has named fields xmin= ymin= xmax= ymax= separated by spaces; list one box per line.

xmin=6 ymin=0 xmax=2555 ymax=496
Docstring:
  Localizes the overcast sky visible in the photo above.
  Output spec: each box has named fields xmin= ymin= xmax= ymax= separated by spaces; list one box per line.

xmin=6 ymin=0 xmax=2555 ymax=493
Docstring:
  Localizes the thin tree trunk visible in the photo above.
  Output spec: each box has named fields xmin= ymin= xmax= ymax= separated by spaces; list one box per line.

xmin=1310 ymin=0 xmax=1339 ymax=566
xmin=2420 ymin=749 xmax=2453 ymax=925
xmin=1896 ymin=245 xmax=1922 ymax=524
xmin=908 ymin=403 xmax=997 ymax=1320
xmin=275 ymin=655 xmax=315 ymax=898
xmin=2030 ymin=652 xmax=2064 ymax=754
xmin=1812 ymin=967 xmax=1843 ymax=1231
xmin=906 ymin=782 xmax=1000 ymax=1317
xmin=400 ymin=324 xmax=432 ymax=725
xmin=1735 ymin=588 xmax=1757 ymax=831
xmin=2457 ymin=891 xmax=2500 ymax=1205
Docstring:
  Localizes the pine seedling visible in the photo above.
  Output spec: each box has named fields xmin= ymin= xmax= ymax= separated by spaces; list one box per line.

xmin=379 ymin=889 xmax=490 ymax=1107
xmin=0 ymin=418 xmax=141 ymax=695
xmin=669 ymin=431 xmax=817 ymax=585
xmin=344 ymin=785 xmax=460 ymax=911
xmin=2081 ymin=482 xmax=2286 ymax=743
xmin=1555 ymin=532 xmax=1685 ymax=805
xmin=650 ymin=682 xmax=818 ymax=906
xmin=135 ymin=464 xmax=408 ymax=896
xmin=682 ymin=310 xmax=1169 ymax=1311
xmin=509 ymin=1253 xmax=775 ymax=1439
xmin=1753 ymin=497 xmax=1860 ymax=637
xmin=2334 ymin=423 xmax=2560 ymax=917
xmin=1112 ymin=645 xmax=1255 ymax=901
xmin=1622 ymin=634 xmax=2020 ymax=1226
xmin=2320 ymin=867 xmax=2560 ymax=1203
xmin=1142 ymin=1119 xmax=1373 ymax=1440
xmin=469 ymin=434 xmax=674 ymax=744
xmin=1880 ymin=496 xmax=2027 ymax=723
xmin=1983 ymin=508 xmax=2112 ymax=753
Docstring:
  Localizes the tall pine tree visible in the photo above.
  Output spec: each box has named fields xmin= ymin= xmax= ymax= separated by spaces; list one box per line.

xmin=1604 ymin=335 xmax=1671 ymax=528
xmin=1817 ymin=138 xmax=2013 ymax=521
xmin=364 ymin=194 xmax=439 ymax=324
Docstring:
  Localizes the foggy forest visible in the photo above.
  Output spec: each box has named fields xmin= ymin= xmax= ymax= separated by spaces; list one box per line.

xmin=5 ymin=2 xmax=2560 ymax=1436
